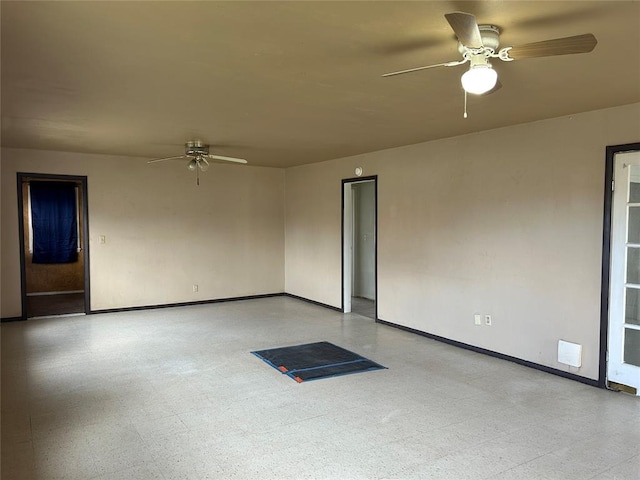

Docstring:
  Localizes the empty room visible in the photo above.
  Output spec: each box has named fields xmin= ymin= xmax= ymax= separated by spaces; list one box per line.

xmin=1 ymin=1 xmax=639 ymax=479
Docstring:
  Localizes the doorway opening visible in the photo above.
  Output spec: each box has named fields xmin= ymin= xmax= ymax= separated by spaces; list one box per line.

xmin=343 ymin=176 xmax=377 ymax=319
xmin=602 ymin=143 xmax=640 ymax=395
xmin=17 ymin=173 xmax=90 ymax=319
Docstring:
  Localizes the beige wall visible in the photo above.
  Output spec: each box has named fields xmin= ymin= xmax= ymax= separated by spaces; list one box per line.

xmin=285 ymin=162 xmax=343 ymax=306
xmin=285 ymin=103 xmax=640 ymax=380
xmin=1 ymin=148 xmax=285 ymax=315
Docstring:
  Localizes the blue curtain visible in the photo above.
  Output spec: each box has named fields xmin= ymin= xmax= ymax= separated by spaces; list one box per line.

xmin=30 ymin=181 xmax=78 ymax=264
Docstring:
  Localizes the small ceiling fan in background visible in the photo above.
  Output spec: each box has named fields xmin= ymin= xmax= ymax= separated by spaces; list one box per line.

xmin=383 ymin=12 xmax=597 ymax=117
xmin=148 ymin=140 xmax=247 ymax=185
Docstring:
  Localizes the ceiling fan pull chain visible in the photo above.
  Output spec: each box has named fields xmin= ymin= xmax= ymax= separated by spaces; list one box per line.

xmin=463 ymin=90 xmax=468 ymax=119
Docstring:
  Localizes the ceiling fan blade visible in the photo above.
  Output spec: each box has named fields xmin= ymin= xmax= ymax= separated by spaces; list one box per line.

xmin=444 ymin=12 xmax=483 ymax=48
xmin=207 ymin=154 xmax=247 ymax=164
xmin=147 ymin=155 xmax=186 ymax=164
xmin=507 ymin=33 xmax=597 ymax=60
xmin=382 ymin=60 xmax=465 ymax=77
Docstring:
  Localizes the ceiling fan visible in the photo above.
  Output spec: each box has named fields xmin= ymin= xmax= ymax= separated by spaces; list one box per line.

xmin=148 ymin=140 xmax=247 ymax=185
xmin=382 ymin=12 xmax=597 ymax=117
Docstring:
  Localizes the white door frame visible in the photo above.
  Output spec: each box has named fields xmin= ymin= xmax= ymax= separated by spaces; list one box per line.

xmin=603 ymin=143 xmax=640 ymax=394
xmin=606 ymin=148 xmax=640 ymax=393
xmin=343 ymin=181 xmax=354 ymax=313
xmin=342 ymin=176 xmax=377 ymax=315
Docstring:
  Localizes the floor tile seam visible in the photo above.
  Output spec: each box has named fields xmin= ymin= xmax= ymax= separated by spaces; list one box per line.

xmin=175 ymin=402 xmax=232 ymax=422
xmin=228 ymin=422 xmax=339 ymax=440
xmin=85 ymin=429 xmax=146 ymax=454
xmin=29 ymin=414 xmax=133 ymax=438
xmin=380 ymin=454 xmax=448 ymax=480
xmin=225 ymin=419 xmax=323 ymax=438
xmin=132 ymin=407 xmax=191 ymax=423
xmin=578 ymin=449 xmax=640 ymax=479
xmin=437 ymin=400 xmax=524 ymax=420
xmin=585 ymin=452 xmax=640 ymax=479
xmin=476 ymin=450 xmax=554 ymax=480
xmin=32 ymin=436 xmax=103 ymax=456
xmin=506 ymin=404 xmax=578 ymax=423
xmin=392 ymin=449 xmax=521 ymax=480
xmin=546 ymin=445 xmax=637 ymax=471
xmin=547 ymin=427 xmax=640 ymax=455
xmin=586 ymin=423 xmax=640 ymax=445
xmin=0 ymin=439 xmax=35 ymax=460
xmin=423 ymin=410 xmax=536 ymax=440
xmin=420 ymin=428 xmax=517 ymax=455
xmin=92 ymin=454 xmax=160 ymax=478
xmin=33 ymin=451 xmax=101 ymax=476
xmin=246 ymin=410 xmax=336 ymax=432
xmin=132 ymin=420 xmax=192 ymax=442
xmin=449 ymin=435 xmax=535 ymax=461
xmin=28 ymin=412 xmax=34 ymax=446
xmin=137 ymin=422 xmax=205 ymax=448
xmin=373 ymin=434 xmax=528 ymax=479
xmin=144 ymin=442 xmax=199 ymax=463
xmin=302 ymin=432 xmax=412 ymax=453
xmin=334 ymin=436 xmax=451 ymax=465
xmin=183 ymin=419 xmax=252 ymax=438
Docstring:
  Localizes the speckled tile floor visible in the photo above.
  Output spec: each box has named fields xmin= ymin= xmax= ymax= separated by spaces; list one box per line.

xmin=2 ymin=296 xmax=639 ymax=479
xmin=351 ymin=297 xmax=375 ymax=320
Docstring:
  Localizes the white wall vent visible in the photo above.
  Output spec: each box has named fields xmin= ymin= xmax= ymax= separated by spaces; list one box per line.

xmin=558 ymin=340 xmax=582 ymax=367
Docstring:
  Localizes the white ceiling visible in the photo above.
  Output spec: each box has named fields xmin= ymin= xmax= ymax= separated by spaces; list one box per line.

xmin=2 ymin=1 xmax=639 ymax=168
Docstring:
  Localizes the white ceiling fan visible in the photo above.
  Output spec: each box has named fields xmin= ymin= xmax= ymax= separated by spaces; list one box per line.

xmin=148 ymin=140 xmax=247 ymax=185
xmin=383 ymin=12 xmax=598 ymax=117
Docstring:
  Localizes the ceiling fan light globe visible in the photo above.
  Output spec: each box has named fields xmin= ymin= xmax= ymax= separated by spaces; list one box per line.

xmin=198 ymin=159 xmax=209 ymax=172
xmin=461 ymin=66 xmax=498 ymax=95
xmin=187 ymin=158 xmax=198 ymax=171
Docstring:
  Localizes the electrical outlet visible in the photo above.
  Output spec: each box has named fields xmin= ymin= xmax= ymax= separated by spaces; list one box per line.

xmin=192 ymin=284 xmax=198 ymax=293
xmin=484 ymin=314 xmax=492 ymax=326
xmin=474 ymin=314 xmax=482 ymax=326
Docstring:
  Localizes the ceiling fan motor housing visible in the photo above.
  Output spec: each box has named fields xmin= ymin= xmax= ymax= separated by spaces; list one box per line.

xmin=479 ymin=25 xmax=500 ymax=52
xmin=458 ymin=25 xmax=501 ymax=55
xmin=185 ymin=141 xmax=209 ymax=157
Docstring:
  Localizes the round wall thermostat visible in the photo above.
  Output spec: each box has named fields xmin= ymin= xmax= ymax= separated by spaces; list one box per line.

xmin=355 ymin=167 xmax=363 ymax=177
